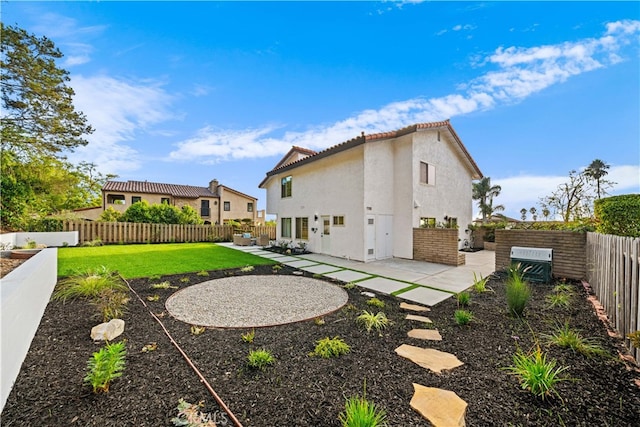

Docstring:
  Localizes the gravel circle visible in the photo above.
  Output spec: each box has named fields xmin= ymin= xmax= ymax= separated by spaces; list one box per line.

xmin=165 ymin=274 xmax=348 ymax=328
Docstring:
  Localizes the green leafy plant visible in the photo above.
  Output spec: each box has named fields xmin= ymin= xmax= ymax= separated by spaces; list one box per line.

xmin=454 ymin=309 xmax=474 ymax=326
xmin=82 ymin=238 xmax=104 ymax=247
xmin=179 ymin=277 xmax=190 ymax=283
xmin=343 ymin=282 xmax=356 ymax=290
xmin=472 ymin=272 xmax=491 ymax=292
xmin=544 ymin=322 xmax=607 ymax=357
xmin=343 ymin=303 xmax=358 ymax=312
xmin=247 ymin=349 xmax=275 ymax=370
xmin=190 ymin=325 xmax=206 ymax=336
xmin=149 ymin=274 xmax=162 ymax=281
xmin=628 ymin=331 xmax=640 ymax=349
xmin=366 ymin=298 xmax=385 ymax=309
xmin=196 ymin=270 xmax=209 ymax=277
xmin=240 ymin=265 xmax=254 ymax=273
xmin=91 ymin=288 xmax=130 ymax=322
xmin=505 ymin=345 xmax=568 ymax=400
xmin=456 ymin=291 xmax=471 ymax=307
xmin=311 ymin=336 xmax=351 ymax=358
xmin=545 ymin=292 xmax=571 ymax=309
xmin=505 ymin=266 xmax=531 ymax=317
xmin=53 ymin=266 xmax=127 ymax=302
xmin=338 ymin=381 xmax=388 ymax=427
xmin=314 ymin=317 xmax=326 ymax=326
xmin=272 ymin=264 xmax=283 ymax=273
xmin=357 ymin=311 xmax=390 ymax=334
xmin=84 ymin=341 xmax=126 ymax=393
xmin=171 ymin=399 xmax=216 ymax=427
xmin=241 ymin=329 xmax=255 ymax=343
xmin=553 ymin=283 xmax=574 ymax=294
xmin=146 ymin=294 xmax=160 ymax=302
xmin=150 ymin=281 xmax=178 ymax=290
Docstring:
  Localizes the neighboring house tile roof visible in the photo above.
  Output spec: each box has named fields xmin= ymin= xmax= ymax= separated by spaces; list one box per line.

xmin=259 ymin=120 xmax=482 ymax=187
xmin=103 ymin=181 xmax=215 ymax=199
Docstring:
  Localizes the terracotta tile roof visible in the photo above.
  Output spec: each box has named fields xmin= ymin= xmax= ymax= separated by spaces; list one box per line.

xmin=259 ymin=120 xmax=482 ymax=187
xmin=103 ymin=180 xmax=215 ymax=199
xmin=273 ymin=146 xmax=318 ymax=170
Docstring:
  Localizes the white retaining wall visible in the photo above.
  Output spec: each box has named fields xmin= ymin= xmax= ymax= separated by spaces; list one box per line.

xmin=1 ymin=248 xmax=58 ymax=411
xmin=0 ymin=231 xmax=79 ymax=249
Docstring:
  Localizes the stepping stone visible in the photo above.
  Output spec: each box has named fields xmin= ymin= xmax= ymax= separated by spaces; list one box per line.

xmin=361 ymin=291 xmax=376 ymax=298
xmin=408 ymin=329 xmax=442 ymax=341
xmin=395 ymin=344 xmax=463 ymax=373
xmin=410 ymin=383 xmax=467 ymax=427
xmin=406 ymin=314 xmax=432 ymax=324
xmin=400 ymin=302 xmax=430 ymax=312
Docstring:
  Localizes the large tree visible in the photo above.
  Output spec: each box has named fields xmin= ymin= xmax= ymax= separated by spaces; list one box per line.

xmin=540 ymin=169 xmax=594 ymax=222
xmin=472 ymin=177 xmax=504 ymax=222
xmin=1 ymin=24 xmax=95 ymax=229
xmin=583 ymin=159 xmax=613 ymax=199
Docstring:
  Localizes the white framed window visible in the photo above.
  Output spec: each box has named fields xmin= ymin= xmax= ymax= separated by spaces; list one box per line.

xmin=281 ymin=176 xmax=292 ymax=198
xmin=420 ymin=162 xmax=436 ymax=185
xmin=333 ymin=216 xmax=345 ymax=226
xmin=295 ymin=217 xmax=308 ymax=240
xmin=281 ymin=217 xmax=292 ymax=238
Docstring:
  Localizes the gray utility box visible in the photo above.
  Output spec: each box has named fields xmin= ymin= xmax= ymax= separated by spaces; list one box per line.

xmin=510 ymin=246 xmax=553 ymax=283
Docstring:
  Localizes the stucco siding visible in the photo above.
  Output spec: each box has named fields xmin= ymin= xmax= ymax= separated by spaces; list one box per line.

xmin=392 ymin=135 xmax=415 ymax=258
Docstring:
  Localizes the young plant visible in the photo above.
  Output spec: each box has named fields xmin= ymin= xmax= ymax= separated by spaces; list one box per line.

xmin=171 ymin=399 xmax=216 ymax=427
xmin=247 ymin=349 xmax=275 ymax=370
xmin=148 ymin=274 xmax=162 ymax=281
xmin=84 ymin=341 xmax=126 ymax=393
xmin=505 ymin=267 xmax=531 ymax=317
xmin=272 ymin=264 xmax=283 ymax=273
xmin=54 ymin=266 xmax=127 ymax=302
xmin=150 ymin=281 xmax=178 ymax=290
xmin=179 ymin=277 xmax=190 ymax=283
xmin=338 ymin=381 xmax=388 ymax=427
xmin=628 ymin=331 xmax=640 ymax=349
xmin=454 ymin=309 xmax=474 ymax=326
xmin=343 ymin=282 xmax=356 ymax=290
xmin=241 ymin=329 xmax=255 ymax=343
xmin=456 ymin=291 xmax=471 ymax=307
xmin=239 ymin=265 xmax=254 ymax=273
xmin=357 ymin=311 xmax=390 ymax=334
xmin=146 ymin=294 xmax=160 ymax=302
xmin=311 ymin=336 xmax=351 ymax=358
xmin=472 ymin=272 xmax=491 ymax=292
xmin=505 ymin=345 xmax=568 ymax=400
xmin=544 ymin=322 xmax=607 ymax=357
xmin=91 ymin=288 xmax=130 ymax=322
xmin=196 ymin=270 xmax=210 ymax=277
xmin=190 ymin=325 xmax=206 ymax=335
xmin=553 ymin=283 xmax=574 ymax=294
xmin=545 ymin=292 xmax=571 ymax=309
xmin=314 ymin=317 xmax=326 ymax=326
xmin=141 ymin=342 xmax=158 ymax=353
xmin=366 ymin=298 xmax=385 ymax=309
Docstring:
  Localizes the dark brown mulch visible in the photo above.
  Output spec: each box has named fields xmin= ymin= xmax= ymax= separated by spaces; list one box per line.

xmin=2 ymin=265 xmax=640 ymax=426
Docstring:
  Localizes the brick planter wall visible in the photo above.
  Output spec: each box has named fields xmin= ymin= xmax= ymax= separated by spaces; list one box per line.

xmin=413 ymin=228 xmax=465 ymax=266
xmin=495 ymin=230 xmax=586 ymax=279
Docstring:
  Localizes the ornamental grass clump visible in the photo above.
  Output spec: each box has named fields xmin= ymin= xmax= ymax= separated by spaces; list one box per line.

xmin=357 ymin=311 xmax=390 ymax=334
xmin=366 ymin=298 xmax=385 ymax=309
xmin=505 ymin=345 xmax=568 ymax=400
xmin=454 ymin=309 xmax=474 ymax=326
xmin=54 ymin=266 xmax=126 ymax=301
xmin=472 ymin=272 xmax=491 ymax=293
xmin=456 ymin=291 xmax=471 ymax=307
xmin=505 ymin=266 xmax=531 ymax=317
xmin=544 ymin=322 xmax=607 ymax=357
xmin=84 ymin=341 xmax=126 ymax=393
xmin=311 ymin=336 xmax=351 ymax=359
xmin=339 ymin=381 xmax=388 ymax=427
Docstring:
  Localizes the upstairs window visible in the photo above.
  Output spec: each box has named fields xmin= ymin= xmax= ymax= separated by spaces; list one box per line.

xmin=247 ymin=202 xmax=254 ymax=212
xmin=223 ymin=201 xmax=230 ymax=211
xmin=107 ymin=194 xmax=125 ymax=204
xmin=281 ymin=176 xmax=292 ymax=198
xmin=420 ymin=162 xmax=436 ymax=185
xmin=201 ymin=200 xmax=210 ymax=217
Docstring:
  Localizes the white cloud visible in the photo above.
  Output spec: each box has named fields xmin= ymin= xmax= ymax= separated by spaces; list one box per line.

xmin=69 ymin=75 xmax=175 ymax=172
xmin=169 ymin=20 xmax=640 ymax=164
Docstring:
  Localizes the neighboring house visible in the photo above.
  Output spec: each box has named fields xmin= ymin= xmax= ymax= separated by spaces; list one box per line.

xmin=94 ymin=179 xmax=258 ymax=224
xmin=259 ymin=120 xmax=483 ymax=262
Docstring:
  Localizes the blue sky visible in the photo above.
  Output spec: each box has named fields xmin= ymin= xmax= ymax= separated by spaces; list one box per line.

xmin=4 ymin=1 xmax=639 ymax=219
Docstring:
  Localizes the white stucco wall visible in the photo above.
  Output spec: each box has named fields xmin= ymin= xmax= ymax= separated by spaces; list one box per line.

xmin=263 ymin=147 xmax=366 ymax=260
xmin=391 ymin=135 xmax=416 ymax=259
xmin=0 ymin=231 xmax=79 ymax=248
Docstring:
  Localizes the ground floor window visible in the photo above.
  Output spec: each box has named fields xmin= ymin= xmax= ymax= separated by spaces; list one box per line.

xmin=281 ymin=217 xmax=292 ymax=238
xmin=295 ymin=217 xmax=308 ymax=240
xmin=332 ymin=215 xmax=345 ymax=226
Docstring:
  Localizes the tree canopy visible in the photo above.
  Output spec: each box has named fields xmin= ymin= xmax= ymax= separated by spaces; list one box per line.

xmin=472 ymin=177 xmax=504 ymax=222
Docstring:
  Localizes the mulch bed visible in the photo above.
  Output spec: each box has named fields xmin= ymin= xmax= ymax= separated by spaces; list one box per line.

xmin=2 ymin=265 xmax=640 ymax=426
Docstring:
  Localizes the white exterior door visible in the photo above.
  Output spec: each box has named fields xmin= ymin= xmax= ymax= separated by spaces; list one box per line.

xmin=320 ymin=215 xmax=331 ymax=254
xmin=375 ymin=214 xmax=393 ymax=259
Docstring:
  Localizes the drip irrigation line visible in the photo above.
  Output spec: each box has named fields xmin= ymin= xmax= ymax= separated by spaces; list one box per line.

xmin=122 ymin=275 xmax=244 ymax=427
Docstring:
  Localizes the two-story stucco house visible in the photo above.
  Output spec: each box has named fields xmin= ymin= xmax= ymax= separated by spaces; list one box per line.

xmin=100 ymin=179 xmax=260 ymax=224
xmin=259 ymin=120 xmax=482 ymax=262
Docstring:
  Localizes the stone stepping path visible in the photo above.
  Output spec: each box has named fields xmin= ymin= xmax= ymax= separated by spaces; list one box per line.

xmin=406 ymin=314 xmax=432 ymax=324
xmin=408 ymin=329 xmax=442 ymax=341
xmin=395 ymin=344 xmax=463 ymax=373
xmin=410 ymin=383 xmax=467 ymax=427
xmin=400 ymin=302 xmax=430 ymax=312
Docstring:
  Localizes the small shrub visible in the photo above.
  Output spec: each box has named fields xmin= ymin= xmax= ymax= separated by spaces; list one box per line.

xmin=196 ymin=270 xmax=209 ymax=277
xmin=366 ymin=298 xmax=385 ymax=309
xmin=628 ymin=331 xmax=640 ymax=349
xmin=357 ymin=311 xmax=390 ymax=334
xmin=343 ymin=282 xmax=356 ymax=290
xmin=171 ymin=398 xmax=216 ymax=427
xmin=239 ymin=265 xmax=254 ymax=273
xmin=313 ymin=273 xmax=323 ymax=279
xmin=311 ymin=336 xmax=350 ymax=358
xmin=150 ymin=281 xmax=178 ymax=290
xmin=339 ymin=383 xmax=388 ymax=427
xmin=343 ymin=303 xmax=358 ymax=312
xmin=454 ymin=309 xmax=473 ymax=325
xmin=544 ymin=322 xmax=607 ymax=357
xmin=247 ymin=349 xmax=275 ymax=370
xmin=179 ymin=277 xmax=190 ymax=283
xmin=190 ymin=325 xmax=206 ymax=336
xmin=505 ymin=267 xmax=531 ymax=317
xmin=146 ymin=295 xmax=160 ymax=302
xmin=272 ymin=264 xmax=283 ymax=273
xmin=472 ymin=272 xmax=490 ymax=292
xmin=84 ymin=341 xmax=126 ymax=393
xmin=314 ymin=317 xmax=325 ymax=326
xmin=91 ymin=288 xmax=130 ymax=322
xmin=149 ymin=274 xmax=162 ymax=281
xmin=505 ymin=345 xmax=568 ymax=400
xmin=545 ymin=292 xmax=571 ymax=309
xmin=54 ymin=266 xmax=126 ymax=302
xmin=241 ymin=329 xmax=255 ymax=343
xmin=553 ymin=283 xmax=574 ymax=294
xmin=82 ymin=238 xmax=104 ymax=247
xmin=456 ymin=291 xmax=471 ymax=307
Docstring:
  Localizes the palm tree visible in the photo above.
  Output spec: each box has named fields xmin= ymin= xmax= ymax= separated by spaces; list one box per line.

xmin=583 ymin=159 xmax=610 ymax=199
xmin=472 ymin=177 xmax=503 ymax=222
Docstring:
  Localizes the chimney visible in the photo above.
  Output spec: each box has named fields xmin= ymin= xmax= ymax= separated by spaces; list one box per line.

xmin=209 ymin=179 xmax=219 ymax=195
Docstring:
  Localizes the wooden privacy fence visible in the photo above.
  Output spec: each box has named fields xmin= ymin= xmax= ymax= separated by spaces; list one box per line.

xmin=586 ymin=232 xmax=640 ymax=362
xmin=63 ymin=221 xmax=276 ymax=245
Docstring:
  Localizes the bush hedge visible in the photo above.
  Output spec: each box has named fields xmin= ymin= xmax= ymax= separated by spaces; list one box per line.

xmin=594 ymin=194 xmax=640 ymax=238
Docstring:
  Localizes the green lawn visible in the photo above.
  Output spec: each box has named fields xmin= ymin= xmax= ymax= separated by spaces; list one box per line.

xmin=58 ymin=243 xmax=275 ymax=279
